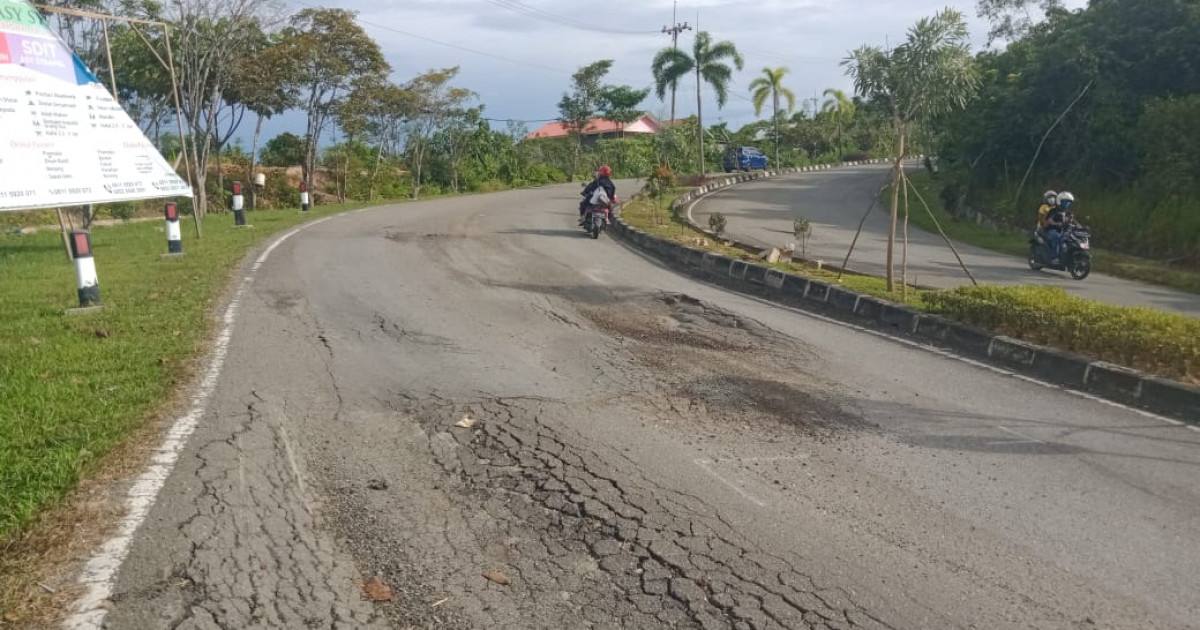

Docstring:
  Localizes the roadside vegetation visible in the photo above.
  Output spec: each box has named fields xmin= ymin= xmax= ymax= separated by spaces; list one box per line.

xmin=621 ymin=175 xmax=1199 ymax=385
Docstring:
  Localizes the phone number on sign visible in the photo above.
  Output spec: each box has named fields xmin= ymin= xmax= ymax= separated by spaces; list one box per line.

xmin=0 ymin=189 xmax=37 ymax=199
xmin=48 ymin=187 xmax=92 ymax=195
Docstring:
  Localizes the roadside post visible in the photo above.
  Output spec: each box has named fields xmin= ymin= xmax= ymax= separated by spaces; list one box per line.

xmin=253 ymin=172 xmax=265 ymax=210
xmin=163 ymin=202 xmax=183 ymax=256
xmin=69 ymin=230 xmax=101 ymax=310
xmin=300 ymin=180 xmax=310 ymax=212
xmin=232 ymin=181 xmax=246 ymax=226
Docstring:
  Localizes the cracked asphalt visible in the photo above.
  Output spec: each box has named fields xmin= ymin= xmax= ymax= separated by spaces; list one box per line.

xmin=101 ymin=182 xmax=1200 ymax=629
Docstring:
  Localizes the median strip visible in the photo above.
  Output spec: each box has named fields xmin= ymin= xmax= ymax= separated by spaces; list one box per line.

xmin=614 ymin=164 xmax=1200 ymax=423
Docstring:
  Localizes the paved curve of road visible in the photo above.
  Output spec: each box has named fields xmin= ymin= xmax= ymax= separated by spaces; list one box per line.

xmin=98 ymin=182 xmax=1200 ymax=630
xmin=691 ymin=164 xmax=1200 ymax=316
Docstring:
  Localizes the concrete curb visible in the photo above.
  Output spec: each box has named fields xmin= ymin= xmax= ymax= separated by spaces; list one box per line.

xmin=612 ymin=160 xmax=1200 ymax=424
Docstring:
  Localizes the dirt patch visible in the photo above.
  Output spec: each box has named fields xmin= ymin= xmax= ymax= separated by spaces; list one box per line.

xmin=581 ymin=292 xmax=791 ymax=354
xmin=682 ymin=376 xmax=863 ymax=434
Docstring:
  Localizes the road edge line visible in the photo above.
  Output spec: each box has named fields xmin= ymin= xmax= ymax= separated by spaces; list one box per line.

xmin=61 ymin=215 xmax=335 ymax=630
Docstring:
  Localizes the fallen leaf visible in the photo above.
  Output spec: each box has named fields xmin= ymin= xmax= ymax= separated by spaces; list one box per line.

xmin=454 ymin=414 xmax=476 ymax=429
xmin=481 ymin=569 xmax=511 ymax=586
xmin=362 ymin=576 xmax=393 ymax=602
xmin=367 ymin=478 xmax=389 ymax=491
xmin=94 ymin=329 xmax=110 ymax=338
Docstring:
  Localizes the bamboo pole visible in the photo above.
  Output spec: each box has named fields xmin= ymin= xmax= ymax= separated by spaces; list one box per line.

xmin=903 ymin=171 xmax=978 ymax=286
xmin=101 ymin=18 xmax=118 ymax=103
xmin=162 ymin=23 xmax=201 ymax=238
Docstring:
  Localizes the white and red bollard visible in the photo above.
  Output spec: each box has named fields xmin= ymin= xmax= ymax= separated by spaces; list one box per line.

xmin=231 ymin=181 xmax=246 ymax=226
xmin=299 ymin=180 xmax=310 ymax=212
xmin=164 ymin=201 xmax=183 ymax=255
xmin=70 ymin=230 xmax=101 ymax=308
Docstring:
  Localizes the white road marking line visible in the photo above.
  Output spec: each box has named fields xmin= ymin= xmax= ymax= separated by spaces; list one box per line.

xmin=693 ymin=458 xmax=766 ymax=507
xmin=63 ymin=215 xmax=334 ymax=630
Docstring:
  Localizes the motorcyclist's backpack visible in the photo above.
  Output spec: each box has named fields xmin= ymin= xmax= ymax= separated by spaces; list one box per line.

xmin=589 ymin=187 xmax=610 ymax=206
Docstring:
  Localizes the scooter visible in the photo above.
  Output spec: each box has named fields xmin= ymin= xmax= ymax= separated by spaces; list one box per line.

xmin=582 ymin=199 xmax=617 ymax=239
xmin=1029 ymin=223 xmax=1092 ymax=280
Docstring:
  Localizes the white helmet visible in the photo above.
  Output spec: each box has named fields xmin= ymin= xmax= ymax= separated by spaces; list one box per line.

xmin=1058 ymin=191 xmax=1075 ymax=210
xmin=1043 ymin=190 xmax=1058 ymax=203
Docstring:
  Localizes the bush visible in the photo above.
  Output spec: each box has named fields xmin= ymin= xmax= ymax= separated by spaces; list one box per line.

xmin=923 ymin=285 xmax=1200 ymax=383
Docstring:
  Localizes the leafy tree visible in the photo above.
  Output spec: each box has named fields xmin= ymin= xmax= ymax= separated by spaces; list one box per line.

xmin=230 ymin=33 xmax=300 ymax=208
xmin=405 ymin=67 xmax=474 ymax=199
xmin=749 ymin=67 xmax=796 ymax=166
xmin=276 ymin=8 xmax=389 ymax=201
xmin=598 ymin=85 xmax=651 ymax=136
xmin=259 ymin=132 xmax=306 ymax=167
xmin=977 ymin=0 xmax=1065 ymax=43
xmin=558 ymin=60 xmax=614 ymax=178
xmin=843 ymin=9 xmax=979 ymax=291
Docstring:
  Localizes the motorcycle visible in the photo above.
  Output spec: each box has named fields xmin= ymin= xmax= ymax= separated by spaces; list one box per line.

xmin=1029 ymin=222 xmax=1092 ymax=280
xmin=582 ymin=200 xmax=616 ymax=239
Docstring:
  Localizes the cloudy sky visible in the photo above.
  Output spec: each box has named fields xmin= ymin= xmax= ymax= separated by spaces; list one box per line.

xmin=256 ymin=0 xmax=1085 ymax=143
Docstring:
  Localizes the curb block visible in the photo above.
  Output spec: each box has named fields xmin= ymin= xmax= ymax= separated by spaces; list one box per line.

xmin=613 ymin=158 xmax=1200 ymax=424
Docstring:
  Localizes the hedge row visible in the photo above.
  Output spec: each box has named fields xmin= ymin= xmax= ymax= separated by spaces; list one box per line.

xmin=923 ymin=286 xmax=1199 ymax=384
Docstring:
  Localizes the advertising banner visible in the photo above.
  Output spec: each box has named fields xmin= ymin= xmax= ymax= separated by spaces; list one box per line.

xmin=0 ymin=0 xmax=190 ymax=212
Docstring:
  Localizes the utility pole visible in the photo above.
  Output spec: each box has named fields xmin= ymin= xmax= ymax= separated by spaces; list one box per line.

xmin=661 ymin=0 xmax=691 ymax=123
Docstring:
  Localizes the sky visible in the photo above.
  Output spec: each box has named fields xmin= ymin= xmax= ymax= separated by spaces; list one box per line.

xmin=251 ymin=0 xmax=1087 ymax=145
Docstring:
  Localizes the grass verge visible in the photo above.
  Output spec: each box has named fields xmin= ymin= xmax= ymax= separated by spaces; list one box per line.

xmin=0 ymin=201 xmax=381 ymax=541
xmin=621 ymin=188 xmax=1199 ymax=385
xmin=903 ymin=172 xmax=1200 ymax=294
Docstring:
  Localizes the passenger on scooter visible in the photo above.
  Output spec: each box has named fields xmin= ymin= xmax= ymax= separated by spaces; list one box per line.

xmin=580 ymin=165 xmax=616 ymax=225
xmin=1045 ymin=191 xmax=1075 ymax=264
xmin=1036 ymin=190 xmax=1058 ymax=230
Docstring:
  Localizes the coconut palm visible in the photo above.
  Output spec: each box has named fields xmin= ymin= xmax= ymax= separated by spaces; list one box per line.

xmin=749 ymin=67 xmax=796 ymax=167
xmin=842 ymin=9 xmax=979 ymax=291
xmin=820 ymin=88 xmax=856 ymax=155
xmin=653 ymin=31 xmax=743 ymax=177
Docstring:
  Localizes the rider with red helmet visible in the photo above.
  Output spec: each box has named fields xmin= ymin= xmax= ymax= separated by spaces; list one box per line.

xmin=580 ymin=165 xmax=617 ymax=224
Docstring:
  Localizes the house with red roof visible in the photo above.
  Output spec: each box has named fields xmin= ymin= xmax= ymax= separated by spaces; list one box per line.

xmin=526 ymin=114 xmax=663 ymax=141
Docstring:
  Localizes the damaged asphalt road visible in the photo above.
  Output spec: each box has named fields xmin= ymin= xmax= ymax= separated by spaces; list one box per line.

xmin=99 ymin=184 xmax=1200 ymax=629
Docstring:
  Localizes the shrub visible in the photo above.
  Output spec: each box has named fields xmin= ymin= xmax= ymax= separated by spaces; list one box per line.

xmin=793 ymin=217 xmax=812 ymax=258
xmin=923 ymin=285 xmax=1200 ymax=383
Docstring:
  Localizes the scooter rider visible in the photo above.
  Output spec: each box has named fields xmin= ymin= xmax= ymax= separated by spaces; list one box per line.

xmin=1045 ymin=191 xmax=1075 ymax=264
xmin=580 ymin=165 xmax=616 ymax=225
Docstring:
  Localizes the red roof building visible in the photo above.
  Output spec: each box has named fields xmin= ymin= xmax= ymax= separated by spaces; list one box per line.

xmin=526 ymin=114 xmax=662 ymax=140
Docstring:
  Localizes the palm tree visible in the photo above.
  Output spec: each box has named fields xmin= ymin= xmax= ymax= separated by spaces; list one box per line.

xmin=820 ymin=88 xmax=856 ymax=155
xmin=749 ymin=67 xmax=796 ymax=168
xmin=843 ymin=9 xmax=979 ymax=291
xmin=652 ymin=32 xmax=743 ymax=178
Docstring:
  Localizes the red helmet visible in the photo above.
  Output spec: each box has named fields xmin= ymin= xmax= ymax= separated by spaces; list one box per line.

xmin=597 ymin=165 xmax=613 ymax=177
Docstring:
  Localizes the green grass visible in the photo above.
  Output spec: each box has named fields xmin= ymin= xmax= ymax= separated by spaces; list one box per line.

xmin=925 ymin=285 xmax=1200 ymax=384
xmin=0 ymin=201 xmax=383 ymax=538
xmin=902 ymin=172 xmax=1200 ymax=294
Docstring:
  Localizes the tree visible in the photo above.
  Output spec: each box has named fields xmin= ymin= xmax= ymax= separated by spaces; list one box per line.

xmin=977 ymin=0 xmax=1065 ymax=43
xmin=843 ymin=9 xmax=979 ymax=291
xmin=598 ymin=85 xmax=650 ymax=137
xmin=653 ymin=32 xmax=743 ymax=178
xmin=405 ymin=67 xmax=474 ymax=199
xmin=277 ymin=8 xmax=389 ymax=203
xmin=230 ymin=33 xmax=299 ymax=208
xmin=259 ymin=132 xmax=306 ymax=167
xmin=820 ymin=88 xmax=857 ymax=156
xmin=558 ymin=60 xmax=613 ymax=179
xmin=749 ymin=67 xmax=796 ymax=167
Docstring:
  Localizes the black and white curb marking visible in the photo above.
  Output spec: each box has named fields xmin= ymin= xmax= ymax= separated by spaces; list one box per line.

xmin=300 ymin=180 xmax=310 ymax=212
xmin=232 ymin=180 xmax=246 ymax=226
